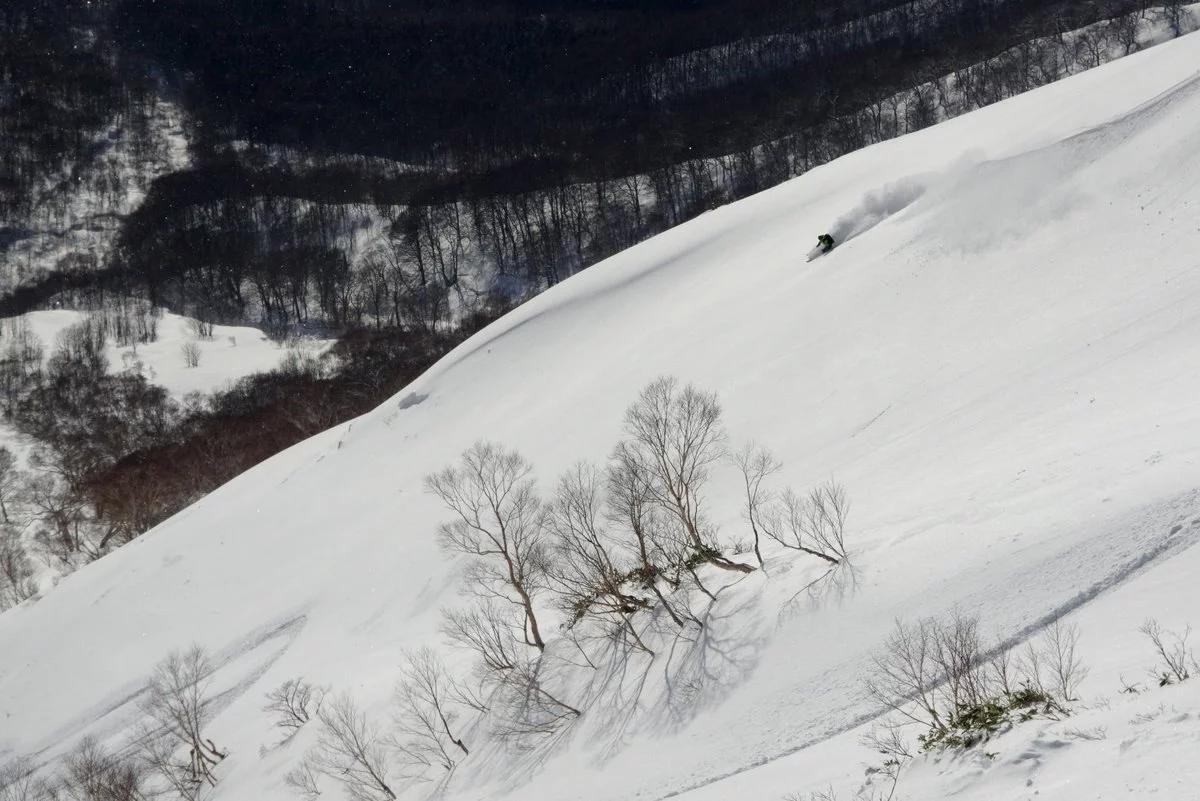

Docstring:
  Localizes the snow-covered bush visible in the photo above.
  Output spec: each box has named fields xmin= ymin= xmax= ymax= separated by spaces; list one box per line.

xmin=866 ymin=614 xmax=1084 ymax=756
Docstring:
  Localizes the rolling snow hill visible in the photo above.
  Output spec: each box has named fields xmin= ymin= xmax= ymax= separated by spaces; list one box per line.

xmin=4 ymin=27 xmax=1200 ymax=801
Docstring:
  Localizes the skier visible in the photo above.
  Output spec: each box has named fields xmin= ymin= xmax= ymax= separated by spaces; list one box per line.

xmin=806 ymin=233 xmax=836 ymax=262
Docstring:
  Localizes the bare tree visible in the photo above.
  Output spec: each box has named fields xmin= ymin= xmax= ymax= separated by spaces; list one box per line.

xmin=866 ymin=616 xmax=950 ymax=733
xmin=1072 ymin=28 xmax=1106 ymax=70
xmin=307 ymin=693 xmax=397 ymax=801
xmin=391 ymin=649 xmax=470 ymax=776
xmin=606 ymin=443 xmax=688 ymax=627
xmin=187 ymin=318 xmax=214 ymax=341
xmin=733 ymin=443 xmax=781 ymax=569
xmin=1140 ymin=618 xmax=1195 ymax=685
xmin=60 ymin=736 xmax=148 ymax=801
xmin=136 ymin=727 xmax=205 ymax=801
xmin=929 ymin=611 xmax=988 ymax=713
xmin=23 ymin=473 xmax=88 ymax=565
xmin=545 ymin=463 xmax=652 ymax=653
xmin=1156 ymin=1 xmax=1189 ymax=38
xmin=142 ymin=646 xmax=227 ymax=791
xmin=180 ymin=342 xmax=201 ymax=369
xmin=1110 ymin=11 xmax=1142 ymax=55
xmin=442 ymin=601 xmax=580 ymax=735
xmin=761 ymin=480 xmax=849 ymax=564
xmin=264 ymin=678 xmax=322 ymax=740
xmin=0 ymin=525 xmax=37 ymax=609
xmin=1038 ymin=618 xmax=1088 ymax=701
xmin=283 ymin=757 xmax=322 ymax=801
xmin=617 ymin=377 xmax=750 ymax=573
xmin=425 ymin=442 xmax=550 ymax=650
xmin=0 ymin=447 xmax=23 ymax=523
xmin=0 ymin=758 xmax=50 ymax=801
xmin=442 ymin=601 xmax=521 ymax=676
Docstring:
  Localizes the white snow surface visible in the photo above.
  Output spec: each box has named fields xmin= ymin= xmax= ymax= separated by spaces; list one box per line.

xmin=4 ymin=30 xmax=1200 ymax=801
xmin=4 ymin=309 xmax=331 ymax=401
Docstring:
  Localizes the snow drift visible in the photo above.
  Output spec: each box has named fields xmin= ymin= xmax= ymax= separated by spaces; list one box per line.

xmin=3 ymin=28 xmax=1200 ymax=801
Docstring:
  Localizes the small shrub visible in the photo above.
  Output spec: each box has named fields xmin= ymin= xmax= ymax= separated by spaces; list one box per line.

xmin=181 ymin=341 xmax=201 ymax=369
xmin=919 ymin=686 xmax=1063 ymax=751
xmin=1140 ymin=618 xmax=1196 ymax=685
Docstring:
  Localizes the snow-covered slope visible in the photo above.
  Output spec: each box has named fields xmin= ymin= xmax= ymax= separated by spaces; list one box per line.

xmin=3 ymin=29 xmax=1200 ymax=801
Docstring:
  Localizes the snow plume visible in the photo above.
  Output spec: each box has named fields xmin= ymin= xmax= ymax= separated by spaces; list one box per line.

xmin=828 ymin=174 xmax=930 ymax=244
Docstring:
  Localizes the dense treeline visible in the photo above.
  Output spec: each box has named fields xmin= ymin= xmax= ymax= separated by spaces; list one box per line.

xmin=109 ymin=0 xmax=1179 ymax=185
xmin=112 ymin=0 xmax=909 ymax=174
xmin=0 ymin=0 xmax=158 ymax=247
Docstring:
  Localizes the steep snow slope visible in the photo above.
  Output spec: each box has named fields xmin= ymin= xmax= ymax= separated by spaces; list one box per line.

xmin=3 ymin=30 xmax=1200 ymax=801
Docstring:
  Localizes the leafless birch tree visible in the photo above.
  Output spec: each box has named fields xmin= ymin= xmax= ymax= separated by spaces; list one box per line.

xmin=545 ymin=463 xmax=652 ymax=653
xmin=761 ymin=480 xmax=849 ymax=564
xmin=606 ymin=446 xmax=689 ymax=627
xmin=391 ymin=649 xmax=470 ymax=776
xmin=305 ymin=693 xmax=397 ymax=801
xmin=442 ymin=601 xmax=580 ymax=735
xmin=733 ymin=443 xmax=782 ymax=569
xmin=426 ymin=442 xmax=550 ymax=650
xmin=61 ymin=736 xmax=149 ymax=801
xmin=0 ymin=758 xmax=49 ymax=801
xmin=0 ymin=526 xmax=36 ymax=609
xmin=141 ymin=646 xmax=227 ymax=792
xmin=264 ymin=678 xmax=322 ymax=741
xmin=616 ymin=377 xmax=750 ymax=573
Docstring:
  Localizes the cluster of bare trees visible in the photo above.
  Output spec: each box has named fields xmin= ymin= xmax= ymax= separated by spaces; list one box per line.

xmin=278 ymin=377 xmax=850 ymax=800
xmin=421 ymin=378 xmax=848 ymax=735
xmin=0 ymin=313 xmax=184 ymax=599
xmin=0 ymin=644 xmax=226 ymax=801
xmin=0 ymin=740 xmax=149 ymax=801
xmin=863 ymin=611 xmax=1087 ymax=777
xmin=845 ymin=611 xmax=1200 ymax=798
xmin=0 ymin=0 xmax=168 ymax=298
xmin=281 ymin=660 xmax=477 ymax=801
xmin=112 ymin=180 xmax=630 ymax=334
xmin=269 ymin=612 xmax=1198 ymax=801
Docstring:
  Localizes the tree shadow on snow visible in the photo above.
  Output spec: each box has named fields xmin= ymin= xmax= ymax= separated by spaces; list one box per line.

xmin=775 ymin=560 xmax=864 ymax=627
